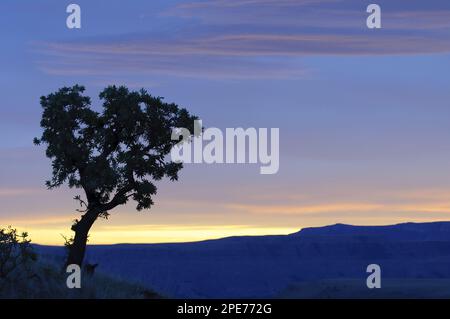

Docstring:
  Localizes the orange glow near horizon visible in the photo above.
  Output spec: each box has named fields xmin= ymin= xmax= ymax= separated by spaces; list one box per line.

xmin=4 ymin=198 xmax=450 ymax=245
xmin=3 ymin=187 xmax=450 ymax=245
xmin=16 ymin=225 xmax=301 ymax=246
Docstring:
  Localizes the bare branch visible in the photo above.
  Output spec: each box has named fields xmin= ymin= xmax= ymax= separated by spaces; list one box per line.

xmin=74 ymin=195 xmax=89 ymax=213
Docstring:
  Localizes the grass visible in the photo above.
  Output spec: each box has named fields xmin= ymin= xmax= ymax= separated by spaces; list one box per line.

xmin=0 ymin=256 xmax=162 ymax=299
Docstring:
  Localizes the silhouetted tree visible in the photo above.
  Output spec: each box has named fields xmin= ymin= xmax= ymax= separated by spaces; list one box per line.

xmin=34 ymin=85 xmax=198 ymax=267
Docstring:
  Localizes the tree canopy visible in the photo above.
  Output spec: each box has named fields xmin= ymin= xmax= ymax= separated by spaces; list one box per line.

xmin=34 ymin=85 xmax=198 ymax=217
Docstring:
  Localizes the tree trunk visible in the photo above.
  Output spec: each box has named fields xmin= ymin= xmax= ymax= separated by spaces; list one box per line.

xmin=66 ymin=208 xmax=99 ymax=267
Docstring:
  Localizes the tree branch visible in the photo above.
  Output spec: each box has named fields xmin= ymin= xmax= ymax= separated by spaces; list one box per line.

xmin=74 ymin=195 xmax=89 ymax=212
xmin=101 ymin=184 xmax=135 ymax=212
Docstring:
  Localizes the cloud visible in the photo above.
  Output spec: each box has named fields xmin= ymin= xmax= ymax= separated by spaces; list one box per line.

xmin=0 ymin=188 xmax=45 ymax=197
xmin=36 ymin=47 xmax=308 ymax=79
xmin=228 ymin=201 xmax=450 ymax=217
xmin=174 ymin=0 xmax=339 ymax=10
xmin=168 ymin=0 xmax=450 ymax=30
xmin=36 ymin=0 xmax=450 ymax=79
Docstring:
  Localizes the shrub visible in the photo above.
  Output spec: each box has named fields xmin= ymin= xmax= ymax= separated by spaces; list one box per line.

xmin=0 ymin=226 xmax=37 ymax=291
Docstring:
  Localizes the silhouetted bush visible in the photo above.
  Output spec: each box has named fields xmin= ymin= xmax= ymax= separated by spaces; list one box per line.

xmin=0 ymin=227 xmax=36 ymax=280
xmin=0 ymin=226 xmax=37 ymax=295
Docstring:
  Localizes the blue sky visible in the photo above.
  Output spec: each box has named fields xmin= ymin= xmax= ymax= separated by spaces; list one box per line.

xmin=1 ymin=0 xmax=450 ymax=244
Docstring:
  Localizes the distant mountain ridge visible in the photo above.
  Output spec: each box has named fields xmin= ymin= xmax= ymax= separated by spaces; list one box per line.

xmin=292 ymin=221 xmax=450 ymax=241
xmin=36 ymin=221 xmax=450 ymax=298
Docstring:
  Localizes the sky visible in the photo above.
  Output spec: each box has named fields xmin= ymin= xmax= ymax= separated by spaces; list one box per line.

xmin=1 ymin=0 xmax=450 ymax=245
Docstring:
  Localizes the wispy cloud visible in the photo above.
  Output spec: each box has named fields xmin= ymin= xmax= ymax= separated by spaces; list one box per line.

xmin=36 ymin=47 xmax=308 ymax=79
xmin=35 ymin=0 xmax=450 ymax=79
xmin=168 ymin=0 xmax=450 ymax=30
xmin=0 ymin=188 xmax=44 ymax=197
xmin=174 ymin=0 xmax=340 ymax=10
xmin=228 ymin=201 xmax=450 ymax=217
